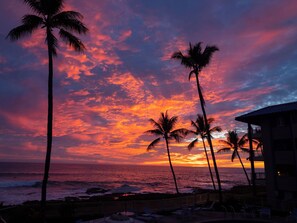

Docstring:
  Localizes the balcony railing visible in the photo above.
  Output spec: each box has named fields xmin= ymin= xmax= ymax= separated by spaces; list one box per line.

xmin=255 ymin=172 xmax=265 ymax=180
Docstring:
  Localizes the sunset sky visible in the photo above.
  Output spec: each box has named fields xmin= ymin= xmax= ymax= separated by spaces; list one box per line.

xmin=0 ymin=0 xmax=297 ymax=168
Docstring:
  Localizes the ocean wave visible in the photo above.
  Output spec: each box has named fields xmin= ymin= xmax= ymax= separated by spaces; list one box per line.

xmin=0 ymin=180 xmax=96 ymax=188
xmin=0 ymin=180 xmax=41 ymax=188
xmin=0 ymin=172 xmax=69 ymax=177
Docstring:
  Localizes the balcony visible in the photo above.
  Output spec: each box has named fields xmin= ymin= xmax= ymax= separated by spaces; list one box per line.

xmin=272 ymin=126 xmax=291 ymax=139
xmin=255 ymin=172 xmax=265 ymax=180
xmin=276 ymin=176 xmax=297 ymax=191
xmin=274 ymin=151 xmax=295 ymax=165
xmin=254 ymin=172 xmax=266 ymax=185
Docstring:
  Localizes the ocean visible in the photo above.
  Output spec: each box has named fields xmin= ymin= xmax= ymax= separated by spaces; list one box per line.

xmin=0 ymin=162 xmax=252 ymax=205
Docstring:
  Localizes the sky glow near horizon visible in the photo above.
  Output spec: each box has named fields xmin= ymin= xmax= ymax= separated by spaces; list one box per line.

xmin=0 ymin=0 xmax=297 ymax=168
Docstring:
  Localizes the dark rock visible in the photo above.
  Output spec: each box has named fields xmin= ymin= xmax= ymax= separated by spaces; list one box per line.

xmin=65 ymin=196 xmax=80 ymax=202
xmin=78 ymin=196 xmax=90 ymax=200
xmin=86 ymin=187 xmax=109 ymax=195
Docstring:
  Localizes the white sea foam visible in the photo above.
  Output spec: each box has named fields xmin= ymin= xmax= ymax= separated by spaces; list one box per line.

xmin=0 ymin=180 xmax=40 ymax=188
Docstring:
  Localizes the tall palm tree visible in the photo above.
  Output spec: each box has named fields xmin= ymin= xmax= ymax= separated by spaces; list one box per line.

xmin=172 ymin=42 xmax=222 ymax=201
xmin=7 ymin=0 xmax=88 ymax=208
xmin=146 ymin=111 xmax=188 ymax=194
xmin=218 ymin=130 xmax=251 ymax=186
xmin=188 ymin=114 xmax=222 ymax=191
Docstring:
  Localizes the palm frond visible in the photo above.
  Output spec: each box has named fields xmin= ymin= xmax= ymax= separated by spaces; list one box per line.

xmin=59 ymin=29 xmax=86 ymax=52
xmin=170 ymin=128 xmax=188 ymax=143
xmin=52 ymin=11 xmax=88 ymax=34
xmin=200 ymin=44 xmax=219 ymax=68
xmin=148 ymin=118 xmax=163 ymax=132
xmin=189 ymin=42 xmax=202 ymax=61
xmin=23 ymin=0 xmax=43 ymax=14
xmin=210 ymin=126 xmax=222 ymax=133
xmin=171 ymin=51 xmax=184 ymax=59
xmin=188 ymin=42 xmax=201 ymax=57
xmin=160 ymin=112 xmax=167 ymax=125
xmin=53 ymin=10 xmax=82 ymax=20
xmin=170 ymin=133 xmax=183 ymax=143
xmin=171 ymin=128 xmax=189 ymax=138
xmin=172 ymin=42 xmax=218 ymax=77
xmin=188 ymin=129 xmax=197 ymax=135
xmin=188 ymin=42 xmax=192 ymax=53
xmin=145 ymin=129 xmax=163 ymax=136
xmin=7 ymin=15 xmax=43 ymax=41
xmin=190 ymin=120 xmax=199 ymax=132
xmin=41 ymin=0 xmax=64 ymax=15
xmin=160 ymin=111 xmax=175 ymax=133
xmin=252 ymin=138 xmax=260 ymax=144
xmin=226 ymin=130 xmax=239 ymax=146
xmin=188 ymin=138 xmax=198 ymax=151
xmin=191 ymin=119 xmax=198 ymax=128
xmin=22 ymin=14 xmax=44 ymax=26
xmin=231 ymin=150 xmax=236 ymax=162
xmin=191 ymin=114 xmax=221 ymax=140
xmin=207 ymin=117 xmax=214 ymax=124
xmin=146 ymin=112 xmax=185 ymax=153
xmin=181 ymin=56 xmax=194 ymax=68
xmin=188 ymin=70 xmax=195 ymax=81
xmin=171 ymin=51 xmax=193 ymax=68
xmin=238 ymin=134 xmax=248 ymax=147
xmin=255 ymin=142 xmax=263 ymax=151
xmin=217 ymin=147 xmax=231 ymax=153
xmin=7 ymin=25 xmax=36 ymax=41
xmin=240 ymin=147 xmax=250 ymax=153
xmin=196 ymin=114 xmax=205 ymax=128
xmin=168 ymin=115 xmax=178 ymax=130
xmin=219 ymin=140 xmax=233 ymax=148
xmin=147 ymin=137 xmax=161 ymax=151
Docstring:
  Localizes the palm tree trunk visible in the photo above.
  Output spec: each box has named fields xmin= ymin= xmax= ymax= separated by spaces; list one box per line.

xmin=195 ymin=73 xmax=222 ymax=202
xmin=41 ymin=30 xmax=54 ymax=210
xmin=236 ymin=151 xmax=251 ymax=186
xmin=165 ymin=138 xmax=179 ymax=194
xmin=202 ymin=138 xmax=216 ymax=190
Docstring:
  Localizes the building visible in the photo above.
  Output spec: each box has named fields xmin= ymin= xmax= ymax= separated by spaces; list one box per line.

xmin=235 ymin=101 xmax=297 ymax=210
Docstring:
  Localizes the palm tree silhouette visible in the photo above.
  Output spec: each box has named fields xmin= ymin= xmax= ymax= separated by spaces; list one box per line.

xmin=172 ymin=42 xmax=222 ymax=201
xmin=7 ymin=0 xmax=88 ymax=208
xmin=188 ymin=114 xmax=222 ymax=190
xmin=146 ymin=111 xmax=188 ymax=194
xmin=253 ymin=135 xmax=264 ymax=157
xmin=218 ymin=130 xmax=251 ymax=186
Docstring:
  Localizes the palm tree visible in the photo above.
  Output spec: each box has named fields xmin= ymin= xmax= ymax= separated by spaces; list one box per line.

xmin=172 ymin=42 xmax=222 ymax=201
xmin=188 ymin=114 xmax=222 ymax=190
xmin=146 ymin=111 xmax=188 ymax=194
xmin=253 ymin=131 xmax=264 ymax=157
xmin=7 ymin=0 xmax=88 ymax=208
xmin=218 ymin=130 xmax=251 ymax=185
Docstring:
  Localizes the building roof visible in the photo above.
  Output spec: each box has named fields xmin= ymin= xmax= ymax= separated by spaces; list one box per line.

xmin=235 ymin=101 xmax=297 ymax=125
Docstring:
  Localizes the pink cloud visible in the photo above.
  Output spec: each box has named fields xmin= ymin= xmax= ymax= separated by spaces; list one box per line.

xmin=0 ymin=56 xmax=7 ymax=64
